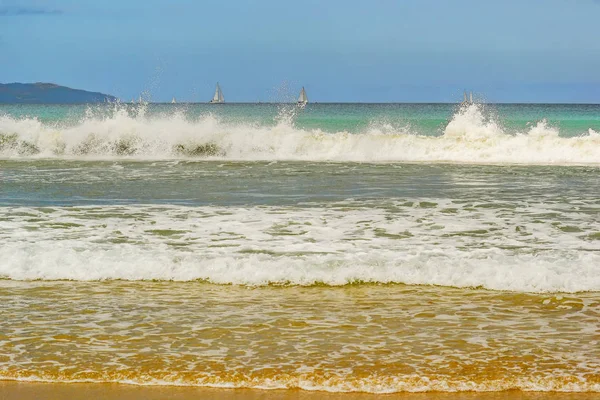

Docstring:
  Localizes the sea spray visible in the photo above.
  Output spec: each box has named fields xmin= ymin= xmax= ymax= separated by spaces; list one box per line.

xmin=1 ymin=103 xmax=600 ymax=163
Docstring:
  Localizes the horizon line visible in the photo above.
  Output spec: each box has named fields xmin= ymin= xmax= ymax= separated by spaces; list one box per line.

xmin=2 ymin=101 xmax=600 ymax=105
xmin=61 ymin=100 xmax=600 ymax=105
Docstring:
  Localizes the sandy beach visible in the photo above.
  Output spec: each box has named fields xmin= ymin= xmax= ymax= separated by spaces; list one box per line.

xmin=2 ymin=382 xmax=600 ymax=400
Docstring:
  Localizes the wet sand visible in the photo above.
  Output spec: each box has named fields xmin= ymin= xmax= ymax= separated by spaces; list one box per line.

xmin=2 ymin=282 xmax=599 ymax=392
xmin=1 ymin=382 xmax=599 ymax=400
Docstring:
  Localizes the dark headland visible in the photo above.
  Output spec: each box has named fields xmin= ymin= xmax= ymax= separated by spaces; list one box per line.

xmin=0 ymin=82 xmax=117 ymax=104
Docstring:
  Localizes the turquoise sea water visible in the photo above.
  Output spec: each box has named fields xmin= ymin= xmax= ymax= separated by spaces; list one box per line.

xmin=2 ymin=102 xmax=600 ymax=136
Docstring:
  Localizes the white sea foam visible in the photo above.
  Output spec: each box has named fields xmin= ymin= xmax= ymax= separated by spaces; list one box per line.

xmin=1 ymin=203 xmax=599 ymax=292
xmin=1 ymin=104 xmax=600 ymax=164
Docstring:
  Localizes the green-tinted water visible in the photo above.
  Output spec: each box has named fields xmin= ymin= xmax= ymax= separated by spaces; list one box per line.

xmin=2 ymin=103 xmax=599 ymax=135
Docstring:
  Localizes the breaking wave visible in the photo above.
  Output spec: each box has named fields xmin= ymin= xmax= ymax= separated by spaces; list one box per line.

xmin=1 ymin=103 xmax=600 ymax=164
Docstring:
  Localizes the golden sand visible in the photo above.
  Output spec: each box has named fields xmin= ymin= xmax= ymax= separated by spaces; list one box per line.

xmin=2 ymin=382 xmax=600 ymax=400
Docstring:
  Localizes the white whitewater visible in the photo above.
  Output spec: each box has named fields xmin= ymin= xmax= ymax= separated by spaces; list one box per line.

xmin=1 ymin=202 xmax=599 ymax=292
xmin=1 ymin=103 xmax=599 ymax=163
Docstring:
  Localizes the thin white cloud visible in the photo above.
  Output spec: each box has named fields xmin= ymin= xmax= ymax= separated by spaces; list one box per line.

xmin=0 ymin=6 xmax=62 ymax=16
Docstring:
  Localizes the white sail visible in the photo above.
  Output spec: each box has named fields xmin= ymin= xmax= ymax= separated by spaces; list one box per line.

xmin=211 ymin=83 xmax=224 ymax=103
xmin=297 ymin=87 xmax=308 ymax=104
xmin=469 ymin=92 xmax=473 ymax=103
xmin=463 ymin=91 xmax=468 ymax=103
xmin=171 ymin=97 xmax=176 ymax=104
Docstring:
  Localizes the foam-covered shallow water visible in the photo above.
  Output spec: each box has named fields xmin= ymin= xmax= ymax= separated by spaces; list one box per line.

xmin=1 ymin=103 xmax=599 ymax=393
xmin=0 ymin=201 xmax=599 ymax=292
xmin=1 ymin=282 xmax=599 ymax=392
xmin=1 ymin=161 xmax=599 ymax=292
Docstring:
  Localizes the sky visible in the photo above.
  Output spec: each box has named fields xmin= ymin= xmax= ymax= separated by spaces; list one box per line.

xmin=0 ymin=0 xmax=599 ymax=103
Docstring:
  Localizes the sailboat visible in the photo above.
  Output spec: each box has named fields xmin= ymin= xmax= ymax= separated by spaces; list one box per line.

xmin=209 ymin=83 xmax=224 ymax=104
xmin=297 ymin=87 xmax=308 ymax=107
xmin=171 ymin=97 xmax=177 ymax=104
xmin=462 ymin=91 xmax=474 ymax=105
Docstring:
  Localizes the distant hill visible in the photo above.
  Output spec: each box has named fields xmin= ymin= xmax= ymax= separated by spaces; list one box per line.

xmin=0 ymin=82 xmax=117 ymax=104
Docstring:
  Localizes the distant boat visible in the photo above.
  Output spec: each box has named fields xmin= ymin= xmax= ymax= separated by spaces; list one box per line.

xmin=171 ymin=97 xmax=177 ymax=104
xmin=209 ymin=83 xmax=224 ymax=104
xmin=462 ymin=91 xmax=473 ymax=105
xmin=297 ymin=87 xmax=308 ymax=107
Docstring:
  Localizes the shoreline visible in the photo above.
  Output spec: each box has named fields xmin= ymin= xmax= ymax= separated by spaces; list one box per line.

xmin=1 ymin=382 xmax=599 ymax=400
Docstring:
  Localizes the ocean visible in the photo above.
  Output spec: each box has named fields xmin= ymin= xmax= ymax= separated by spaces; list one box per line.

xmin=0 ymin=102 xmax=599 ymax=393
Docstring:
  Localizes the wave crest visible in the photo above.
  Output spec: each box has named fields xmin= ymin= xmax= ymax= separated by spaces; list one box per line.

xmin=1 ymin=104 xmax=600 ymax=164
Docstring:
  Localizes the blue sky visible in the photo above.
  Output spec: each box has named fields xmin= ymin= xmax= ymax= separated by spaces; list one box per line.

xmin=1 ymin=0 xmax=599 ymax=102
